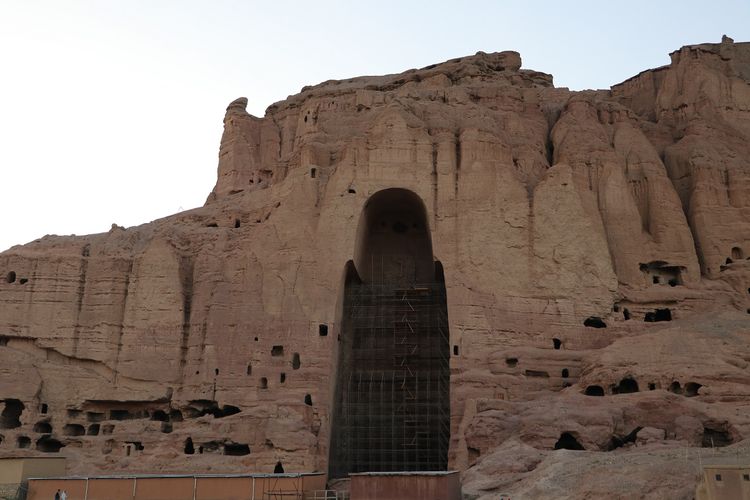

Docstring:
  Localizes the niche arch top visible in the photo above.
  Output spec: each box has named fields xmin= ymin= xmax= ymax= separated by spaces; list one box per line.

xmin=353 ymin=188 xmax=434 ymax=284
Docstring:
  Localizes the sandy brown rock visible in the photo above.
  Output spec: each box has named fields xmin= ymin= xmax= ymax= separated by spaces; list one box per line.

xmin=1 ymin=40 xmax=749 ymax=498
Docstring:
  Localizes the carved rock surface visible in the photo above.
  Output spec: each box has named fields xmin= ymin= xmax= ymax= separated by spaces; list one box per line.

xmin=1 ymin=41 xmax=750 ymax=498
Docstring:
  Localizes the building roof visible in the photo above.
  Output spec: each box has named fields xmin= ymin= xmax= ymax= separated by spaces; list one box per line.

xmin=29 ymin=472 xmax=324 ymax=481
xmin=349 ymin=471 xmax=459 ymax=477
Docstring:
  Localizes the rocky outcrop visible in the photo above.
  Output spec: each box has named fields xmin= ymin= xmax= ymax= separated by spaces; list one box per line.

xmin=1 ymin=40 xmax=749 ymax=498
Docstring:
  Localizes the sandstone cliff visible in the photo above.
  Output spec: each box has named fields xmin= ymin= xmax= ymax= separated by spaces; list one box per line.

xmin=1 ymin=38 xmax=749 ymax=499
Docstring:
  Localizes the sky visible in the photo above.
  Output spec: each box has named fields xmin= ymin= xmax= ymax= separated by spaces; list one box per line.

xmin=1 ymin=0 xmax=748 ymax=252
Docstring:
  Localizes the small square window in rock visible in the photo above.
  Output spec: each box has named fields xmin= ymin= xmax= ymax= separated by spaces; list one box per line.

xmin=319 ymin=324 xmax=328 ymax=337
xmin=271 ymin=345 xmax=284 ymax=356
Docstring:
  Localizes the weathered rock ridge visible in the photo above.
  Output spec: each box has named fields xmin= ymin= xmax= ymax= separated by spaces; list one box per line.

xmin=1 ymin=39 xmax=749 ymax=498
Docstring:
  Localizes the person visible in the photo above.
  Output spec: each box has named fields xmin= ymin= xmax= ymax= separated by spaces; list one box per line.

xmin=60 ymin=490 xmax=67 ymax=500
xmin=54 ymin=490 xmax=60 ymax=500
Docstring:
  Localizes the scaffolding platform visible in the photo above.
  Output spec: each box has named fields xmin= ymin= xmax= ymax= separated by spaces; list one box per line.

xmin=330 ymin=282 xmax=450 ymax=478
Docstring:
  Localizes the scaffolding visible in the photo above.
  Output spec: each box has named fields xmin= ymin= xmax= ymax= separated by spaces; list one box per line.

xmin=330 ymin=281 xmax=450 ymax=478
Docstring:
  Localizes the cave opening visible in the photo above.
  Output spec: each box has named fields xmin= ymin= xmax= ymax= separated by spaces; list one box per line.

xmin=0 ymin=399 xmax=24 ymax=429
xmin=63 ymin=424 xmax=85 ymax=436
xmin=86 ymin=412 xmax=105 ymax=422
xmin=584 ymin=385 xmax=604 ymax=396
xmin=583 ymin=317 xmax=606 ymax=328
xmin=639 ymin=261 xmax=684 ymax=287
xmin=224 ymin=443 xmax=250 ymax=456
xmin=607 ymin=426 xmax=642 ymax=451
xmin=33 ymin=421 xmax=52 ymax=434
xmin=685 ymin=382 xmax=702 ymax=397
xmin=109 ymin=409 xmax=131 ymax=421
xmin=554 ymin=432 xmax=585 ymax=450
xmin=150 ymin=410 xmax=168 ymax=422
xmin=329 ymin=188 xmax=450 ymax=478
xmin=184 ymin=437 xmax=195 ymax=455
xmin=702 ymin=424 xmax=733 ymax=448
xmin=644 ymin=308 xmax=672 ymax=322
xmin=36 ymin=436 xmax=64 ymax=453
xmin=616 ymin=377 xmax=639 ymax=394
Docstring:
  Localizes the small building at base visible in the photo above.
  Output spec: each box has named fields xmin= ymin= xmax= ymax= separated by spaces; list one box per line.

xmin=696 ymin=460 xmax=750 ymax=500
xmin=349 ymin=471 xmax=461 ymax=500
xmin=0 ymin=457 xmax=66 ymax=499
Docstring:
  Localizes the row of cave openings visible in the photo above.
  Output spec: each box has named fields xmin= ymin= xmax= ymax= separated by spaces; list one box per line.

xmin=504 ymin=340 xmax=574 ymax=384
xmin=1 ymin=400 xmax=63 ymax=452
xmin=182 ymin=438 xmax=287 ymax=473
xmin=3 ymin=271 xmax=28 ymax=285
xmin=0 ymin=398 xmax=293 ymax=454
xmin=583 ymin=378 xmax=702 ymax=398
xmin=583 ymin=307 xmax=673 ymax=329
xmin=203 ymin=202 xmax=282 ymax=229
xmin=583 ymin=286 xmax=750 ymax=329
xmin=577 ymin=252 xmax=749 ymax=327
xmin=553 ymin=420 xmax=734 ymax=452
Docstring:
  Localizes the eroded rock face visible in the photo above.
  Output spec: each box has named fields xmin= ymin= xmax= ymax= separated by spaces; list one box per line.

xmin=0 ymin=40 xmax=749 ymax=497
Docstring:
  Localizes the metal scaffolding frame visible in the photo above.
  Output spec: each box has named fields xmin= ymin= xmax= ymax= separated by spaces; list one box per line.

xmin=330 ymin=280 xmax=450 ymax=478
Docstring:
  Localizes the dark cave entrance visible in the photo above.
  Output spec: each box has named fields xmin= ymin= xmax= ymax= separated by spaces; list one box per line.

xmin=329 ymin=188 xmax=450 ymax=478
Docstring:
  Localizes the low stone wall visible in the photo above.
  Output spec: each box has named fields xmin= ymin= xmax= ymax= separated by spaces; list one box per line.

xmin=0 ymin=483 xmax=20 ymax=500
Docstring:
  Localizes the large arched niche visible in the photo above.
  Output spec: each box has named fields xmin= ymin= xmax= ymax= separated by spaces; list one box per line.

xmin=329 ymin=188 xmax=450 ymax=478
xmin=352 ymin=188 xmax=434 ymax=284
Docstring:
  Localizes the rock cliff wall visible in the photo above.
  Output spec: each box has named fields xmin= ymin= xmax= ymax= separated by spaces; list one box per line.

xmin=1 ymin=39 xmax=749 ymax=498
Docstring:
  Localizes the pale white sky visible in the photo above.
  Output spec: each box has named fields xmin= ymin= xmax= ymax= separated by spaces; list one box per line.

xmin=1 ymin=0 xmax=748 ymax=252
